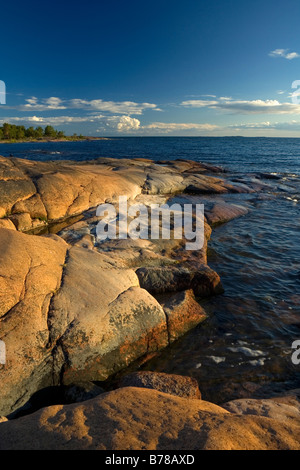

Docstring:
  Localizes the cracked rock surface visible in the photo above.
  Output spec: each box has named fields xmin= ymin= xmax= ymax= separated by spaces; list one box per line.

xmin=0 ymin=156 xmax=254 ymax=418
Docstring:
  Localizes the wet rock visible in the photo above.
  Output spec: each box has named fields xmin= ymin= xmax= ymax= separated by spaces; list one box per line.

xmin=136 ymin=265 xmax=224 ymax=298
xmin=160 ymin=289 xmax=207 ymax=342
xmin=205 ymin=202 xmax=249 ymax=226
xmin=143 ymin=172 xmax=185 ymax=195
xmin=119 ymin=371 xmax=202 ymax=399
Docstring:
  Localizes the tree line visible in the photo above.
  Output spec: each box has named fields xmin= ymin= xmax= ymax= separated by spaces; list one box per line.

xmin=0 ymin=123 xmax=83 ymax=141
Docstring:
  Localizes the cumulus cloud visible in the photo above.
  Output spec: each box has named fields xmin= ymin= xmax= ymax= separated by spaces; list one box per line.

xmin=116 ymin=116 xmax=141 ymax=131
xmin=181 ymin=98 xmax=300 ymax=114
xmin=269 ymin=49 xmax=300 ymax=60
xmin=97 ymin=115 xmax=141 ymax=132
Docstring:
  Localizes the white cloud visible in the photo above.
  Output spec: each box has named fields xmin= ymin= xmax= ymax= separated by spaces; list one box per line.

xmin=18 ymin=96 xmax=160 ymax=115
xmin=216 ymin=99 xmax=300 ymax=114
xmin=0 ymin=115 xmax=104 ymax=125
xmin=68 ymin=98 xmax=159 ymax=115
xmin=181 ymin=99 xmax=219 ymax=107
xmin=269 ymin=49 xmax=300 ymax=60
xmin=181 ymin=98 xmax=300 ymax=114
xmin=117 ymin=116 xmax=140 ymax=131
xmin=22 ymin=96 xmax=66 ymax=111
xmin=229 ymin=120 xmax=300 ymax=131
xmin=102 ymin=115 xmax=141 ymax=131
xmin=142 ymin=122 xmax=219 ymax=133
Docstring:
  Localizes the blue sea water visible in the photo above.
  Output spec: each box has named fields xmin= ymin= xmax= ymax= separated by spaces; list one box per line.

xmin=1 ymin=136 xmax=300 ymax=175
xmin=1 ymin=137 xmax=300 ymax=402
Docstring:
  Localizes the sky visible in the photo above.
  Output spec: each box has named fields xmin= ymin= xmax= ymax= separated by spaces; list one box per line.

xmin=1 ymin=0 xmax=300 ymax=136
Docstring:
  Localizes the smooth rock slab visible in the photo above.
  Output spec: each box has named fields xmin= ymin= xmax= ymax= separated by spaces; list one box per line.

xmin=48 ymin=246 xmax=169 ymax=385
xmin=222 ymin=391 xmax=300 ymax=425
xmin=0 ymin=387 xmax=299 ymax=450
xmin=0 ymin=228 xmax=67 ymax=417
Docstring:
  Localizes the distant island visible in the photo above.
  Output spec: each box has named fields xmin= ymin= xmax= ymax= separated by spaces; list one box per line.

xmin=0 ymin=123 xmax=106 ymax=143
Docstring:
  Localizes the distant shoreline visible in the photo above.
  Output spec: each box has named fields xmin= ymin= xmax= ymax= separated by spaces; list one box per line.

xmin=0 ymin=137 xmax=110 ymax=144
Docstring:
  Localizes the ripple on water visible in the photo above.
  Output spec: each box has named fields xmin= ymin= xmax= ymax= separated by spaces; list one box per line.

xmin=136 ymin=188 xmax=300 ymax=403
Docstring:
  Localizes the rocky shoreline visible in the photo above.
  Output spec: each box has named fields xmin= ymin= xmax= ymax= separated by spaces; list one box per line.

xmin=0 ymin=154 xmax=299 ymax=450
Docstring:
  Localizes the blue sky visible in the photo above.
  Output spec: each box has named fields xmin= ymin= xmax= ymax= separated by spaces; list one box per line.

xmin=1 ymin=0 xmax=300 ymax=136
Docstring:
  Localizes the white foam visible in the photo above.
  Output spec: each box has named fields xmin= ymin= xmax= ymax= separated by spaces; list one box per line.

xmin=228 ymin=346 xmax=265 ymax=357
xmin=249 ymin=358 xmax=266 ymax=366
xmin=208 ymin=356 xmax=226 ymax=364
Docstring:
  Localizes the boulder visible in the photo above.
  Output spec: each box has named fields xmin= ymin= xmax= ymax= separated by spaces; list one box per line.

xmin=160 ymin=289 xmax=207 ymax=342
xmin=205 ymin=202 xmax=249 ymax=226
xmin=136 ymin=265 xmax=224 ymax=297
xmin=119 ymin=371 xmax=202 ymax=399
xmin=0 ymin=387 xmax=299 ymax=450
xmin=222 ymin=390 xmax=300 ymax=424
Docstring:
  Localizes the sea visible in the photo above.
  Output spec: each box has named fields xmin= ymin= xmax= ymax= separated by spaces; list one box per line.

xmin=1 ymin=137 xmax=300 ymax=404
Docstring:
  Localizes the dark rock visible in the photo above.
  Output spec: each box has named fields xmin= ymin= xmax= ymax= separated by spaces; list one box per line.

xmin=118 ymin=371 xmax=202 ymax=399
xmin=63 ymin=382 xmax=105 ymax=403
xmin=136 ymin=265 xmax=224 ymax=298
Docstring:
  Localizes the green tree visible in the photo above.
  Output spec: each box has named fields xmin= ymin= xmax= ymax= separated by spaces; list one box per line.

xmin=16 ymin=126 xmax=26 ymax=140
xmin=2 ymin=123 xmax=11 ymax=139
xmin=44 ymin=125 xmax=57 ymax=138
xmin=35 ymin=126 xmax=44 ymax=139
xmin=25 ymin=127 xmax=36 ymax=139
